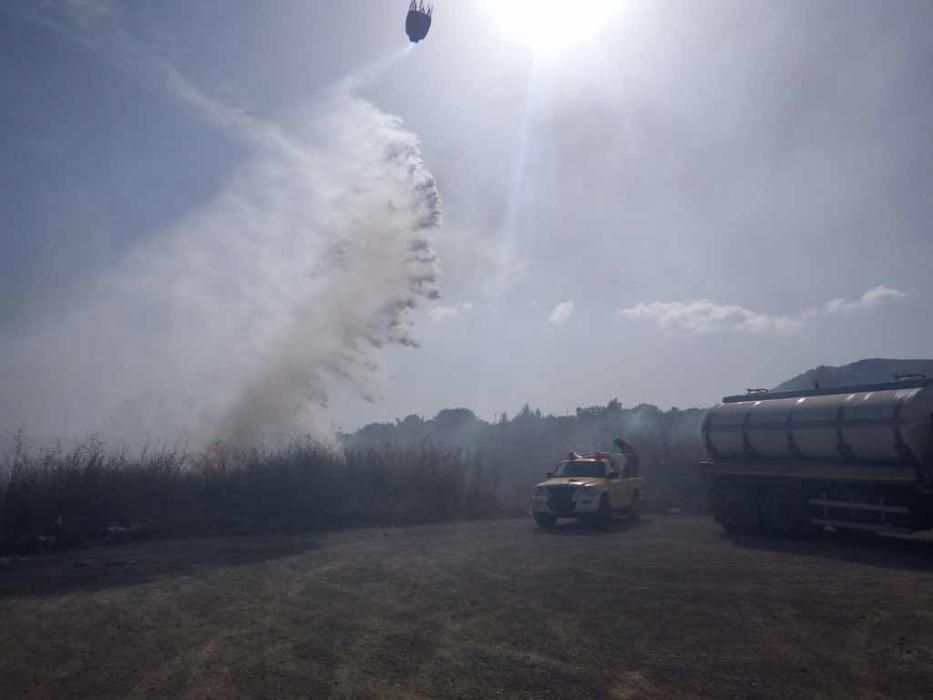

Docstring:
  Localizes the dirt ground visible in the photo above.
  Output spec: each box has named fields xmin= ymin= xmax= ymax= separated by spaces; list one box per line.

xmin=2 ymin=516 xmax=933 ymax=699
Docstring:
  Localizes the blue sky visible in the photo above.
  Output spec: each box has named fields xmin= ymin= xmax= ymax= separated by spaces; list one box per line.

xmin=1 ymin=0 xmax=931 ymax=442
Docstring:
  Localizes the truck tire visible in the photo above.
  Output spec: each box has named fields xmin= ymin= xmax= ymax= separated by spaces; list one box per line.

xmin=626 ymin=491 xmax=641 ymax=521
xmin=534 ymin=513 xmax=557 ymax=529
xmin=762 ymin=486 xmax=816 ymax=539
xmin=593 ymin=494 xmax=613 ymax=530
xmin=712 ymin=482 xmax=762 ymax=535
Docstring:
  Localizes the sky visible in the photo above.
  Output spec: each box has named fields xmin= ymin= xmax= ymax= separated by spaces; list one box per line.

xmin=1 ymin=0 xmax=932 ymax=442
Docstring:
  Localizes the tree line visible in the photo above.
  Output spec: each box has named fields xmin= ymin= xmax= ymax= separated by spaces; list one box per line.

xmin=344 ymin=399 xmax=708 ymax=513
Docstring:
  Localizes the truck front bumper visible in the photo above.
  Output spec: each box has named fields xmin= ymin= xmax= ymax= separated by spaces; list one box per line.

xmin=531 ymin=491 xmax=602 ymax=516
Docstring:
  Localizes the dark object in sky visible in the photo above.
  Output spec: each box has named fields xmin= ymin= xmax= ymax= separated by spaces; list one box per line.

xmin=406 ymin=1 xmax=433 ymax=43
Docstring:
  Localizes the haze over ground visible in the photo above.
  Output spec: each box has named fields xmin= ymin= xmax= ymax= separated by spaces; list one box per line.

xmin=1 ymin=0 xmax=931 ymax=443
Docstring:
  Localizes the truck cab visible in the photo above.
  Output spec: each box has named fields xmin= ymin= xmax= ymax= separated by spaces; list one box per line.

xmin=531 ymin=448 xmax=643 ymax=529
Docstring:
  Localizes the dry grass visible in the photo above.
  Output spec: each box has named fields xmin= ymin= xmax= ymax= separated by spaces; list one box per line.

xmin=0 ymin=437 xmax=519 ymax=554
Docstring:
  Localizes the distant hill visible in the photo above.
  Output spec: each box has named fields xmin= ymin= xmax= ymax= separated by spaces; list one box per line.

xmin=774 ymin=358 xmax=933 ymax=392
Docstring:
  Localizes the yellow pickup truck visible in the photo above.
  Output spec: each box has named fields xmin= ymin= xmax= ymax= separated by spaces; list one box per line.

xmin=531 ymin=442 xmax=643 ymax=529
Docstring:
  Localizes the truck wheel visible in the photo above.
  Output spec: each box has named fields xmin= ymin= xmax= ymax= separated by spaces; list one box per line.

xmin=712 ymin=483 xmax=762 ymax=535
xmin=626 ymin=492 xmax=641 ymax=521
xmin=534 ymin=514 xmax=557 ymax=529
xmin=593 ymin=494 xmax=613 ymax=530
xmin=763 ymin=486 xmax=815 ymax=539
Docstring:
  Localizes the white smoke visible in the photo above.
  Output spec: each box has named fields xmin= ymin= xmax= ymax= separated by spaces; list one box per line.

xmin=0 ymin=86 xmax=441 ymax=448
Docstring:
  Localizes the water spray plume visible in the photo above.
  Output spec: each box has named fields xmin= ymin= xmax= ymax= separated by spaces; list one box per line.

xmin=0 ymin=58 xmax=442 ymax=450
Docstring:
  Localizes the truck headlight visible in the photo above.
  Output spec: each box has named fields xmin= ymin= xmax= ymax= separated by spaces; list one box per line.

xmin=532 ymin=487 xmax=547 ymax=500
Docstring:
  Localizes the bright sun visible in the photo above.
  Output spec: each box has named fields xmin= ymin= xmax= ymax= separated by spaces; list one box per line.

xmin=491 ymin=0 xmax=619 ymax=55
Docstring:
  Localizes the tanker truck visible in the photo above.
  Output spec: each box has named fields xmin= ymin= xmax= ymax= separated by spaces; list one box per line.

xmin=699 ymin=376 xmax=933 ymax=537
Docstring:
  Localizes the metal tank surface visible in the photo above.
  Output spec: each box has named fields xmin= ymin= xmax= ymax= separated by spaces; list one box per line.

xmin=703 ymin=378 xmax=933 ymax=468
xmin=699 ymin=377 xmax=933 ymax=537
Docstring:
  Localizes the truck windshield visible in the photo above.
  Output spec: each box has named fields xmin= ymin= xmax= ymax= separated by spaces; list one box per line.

xmin=555 ymin=461 xmax=606 ymax=478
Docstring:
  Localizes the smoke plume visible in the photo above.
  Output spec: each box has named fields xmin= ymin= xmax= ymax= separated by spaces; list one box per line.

xmin=0 ymin=87 xmax=441 ymax=448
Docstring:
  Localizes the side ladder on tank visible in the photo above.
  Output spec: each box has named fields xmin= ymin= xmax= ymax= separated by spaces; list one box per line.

xmin=808 ymin=493 xmax=913 ymax=533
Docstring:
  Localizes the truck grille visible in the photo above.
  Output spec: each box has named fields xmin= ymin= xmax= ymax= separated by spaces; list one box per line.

xmin=547 ymin=486 xmax=577 ymax=514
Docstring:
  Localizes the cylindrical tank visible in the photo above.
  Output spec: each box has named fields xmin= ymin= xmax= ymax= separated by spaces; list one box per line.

xmin=703 ymin=380 xmax=933 ymax=465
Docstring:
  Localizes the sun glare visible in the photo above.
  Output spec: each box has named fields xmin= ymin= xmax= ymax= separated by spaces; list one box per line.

xmin=491 ymin=0 xmax=619 ymax=55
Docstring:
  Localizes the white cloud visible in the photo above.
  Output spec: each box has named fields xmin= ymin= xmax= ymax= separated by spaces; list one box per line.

xmin=619 ymin=285 xmax=906 ymax=336
xmin=822 ymin=285 xmax=907 ymax=315
xmin=428 ymin=302 xmax=474 ymax=322
xmin=548 ymin=301 xmax=575 ymax=325
xmin=428 ymin=306 xmax=460 ymax=321
xmin=619 ymin=300 xmax=801 ymax=335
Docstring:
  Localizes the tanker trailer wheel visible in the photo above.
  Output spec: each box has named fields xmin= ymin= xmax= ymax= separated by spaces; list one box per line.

xmin=763 ymin=486 xmax=816 ymax=539
xmin=711 ymin=482 xmax=762 ymax=535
